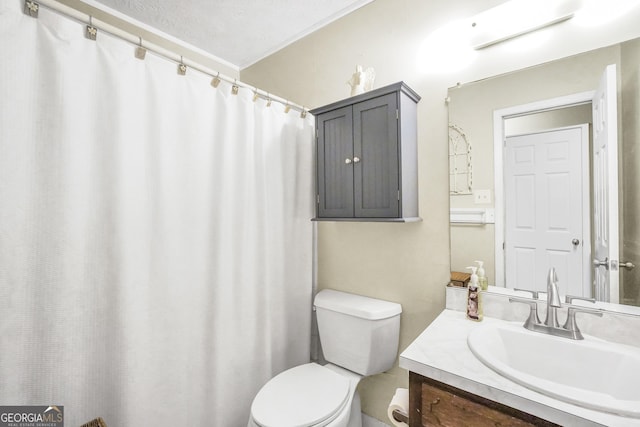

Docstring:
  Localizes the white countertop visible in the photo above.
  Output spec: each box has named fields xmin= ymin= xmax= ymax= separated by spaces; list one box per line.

xmin=399 ymin=309 xmax=640 ymax=427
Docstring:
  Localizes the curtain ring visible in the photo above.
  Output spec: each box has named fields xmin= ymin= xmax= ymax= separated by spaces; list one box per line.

xmin=210 ymin=72 xmax=221 ymax=88
xmin=86 ymin=16 xmax=97 ymax=40
xmin=135 ymin=36 xmax=147 ymax=59
xmin=177 ymin=56 xmax=187 ymax=75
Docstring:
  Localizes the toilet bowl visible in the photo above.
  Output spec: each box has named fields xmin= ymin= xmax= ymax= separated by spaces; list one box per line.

xmin=247 ymin=290 xmax=402 ymax=427
xmin=248 ymin=363 xmax=362 ymax=427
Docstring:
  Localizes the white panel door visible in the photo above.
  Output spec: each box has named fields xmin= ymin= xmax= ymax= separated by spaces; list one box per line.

xmin=592 ymin=64 xmax=620 ymax=303
xmin=505 ymin=126 xmax=588 ymax=295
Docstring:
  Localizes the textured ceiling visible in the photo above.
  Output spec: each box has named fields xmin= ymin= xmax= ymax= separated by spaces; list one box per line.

xmin=93 ymin=0 xmax=374 ymax=69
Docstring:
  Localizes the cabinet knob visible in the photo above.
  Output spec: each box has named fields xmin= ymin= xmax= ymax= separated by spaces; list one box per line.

xmin=429 ymin=397 xmax=441 ymax=412
xmin=345 ymin=158 xmax=352 ymax=164
xmin=353 ymin=156 xmax=361 ymax=163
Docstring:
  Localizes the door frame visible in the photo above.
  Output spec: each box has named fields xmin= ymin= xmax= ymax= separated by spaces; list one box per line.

xmin=493 ymin=91 xmax=594 ymax=288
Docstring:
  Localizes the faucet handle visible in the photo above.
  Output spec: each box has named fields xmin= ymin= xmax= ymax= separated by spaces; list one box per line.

xmin=562 ymin=306 xmax=603 ymax=340
xmin=565 ymin=295 xmax=596 ymax=304
xmin=509 ymin=297 xmax=541 ymax=329
xmin=514 ymin=288 xmax=539 ymax=299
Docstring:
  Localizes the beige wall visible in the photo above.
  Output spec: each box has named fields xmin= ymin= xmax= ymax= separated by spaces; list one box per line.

xmin=242 ymin=0 xmax=640 ymax=422
xmin=504 ymin=104 xmax=593 ymax=136
xmin=621 ymin=38 xmax=640 ymax=305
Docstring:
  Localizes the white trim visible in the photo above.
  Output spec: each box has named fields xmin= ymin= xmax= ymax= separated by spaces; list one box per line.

xmin=493 ymin=91 xmax=595 ymax=287
xmin=239 ymin=0 xmax=376 ymax=69
xmin=601 ymin=64 xmax=620 ymax=304
xmin=578 ymin=124 xmax=593 ymax=298
xmin=608 ymin=68 xmax=620 ymax=304
xmin=450 ymin=208 xmax=495 ymax=224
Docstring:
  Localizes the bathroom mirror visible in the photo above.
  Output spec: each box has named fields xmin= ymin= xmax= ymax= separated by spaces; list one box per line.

xmin=448 ymin=37 xmax=640 ymax=308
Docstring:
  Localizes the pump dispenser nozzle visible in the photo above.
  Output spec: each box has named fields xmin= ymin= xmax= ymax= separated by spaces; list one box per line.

xmin=465 ymin=266 xmax=482 ymax=321
xmin=466 ymin=266 xmax=479 ymax=287
xmin=475 ymin=260 xmax=488 ymax=291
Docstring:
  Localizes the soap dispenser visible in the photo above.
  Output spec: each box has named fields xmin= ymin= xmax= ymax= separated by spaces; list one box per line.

xmin=466 ymin=266 xmax=483 ymax=321
xmin=475 ymin=260 xmax=488 ymax=291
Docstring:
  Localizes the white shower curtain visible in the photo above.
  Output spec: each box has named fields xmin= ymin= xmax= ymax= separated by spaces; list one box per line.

xmin=0 ymin=2 xmax=313 ymax=426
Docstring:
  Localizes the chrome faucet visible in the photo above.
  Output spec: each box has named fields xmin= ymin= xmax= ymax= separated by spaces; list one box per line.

xmin=544 ymin=268 xmax=562 ymax=328
xmin=509 ymin=267 xmax=603 ymax=340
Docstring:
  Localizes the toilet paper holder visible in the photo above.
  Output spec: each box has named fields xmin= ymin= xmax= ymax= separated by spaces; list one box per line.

xmin=392 ymin=408 xmax=408 ymax=424
xmin=388 ymin=387 xmax=409 ymax=426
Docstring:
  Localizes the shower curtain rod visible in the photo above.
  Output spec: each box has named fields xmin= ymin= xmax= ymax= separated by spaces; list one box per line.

xmin=30 ymin=0 xmax=309 ymax=117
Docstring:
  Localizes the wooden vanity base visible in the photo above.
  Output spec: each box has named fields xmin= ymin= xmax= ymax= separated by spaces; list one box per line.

xmin=409 ymin=372 xmax=560 ymax=427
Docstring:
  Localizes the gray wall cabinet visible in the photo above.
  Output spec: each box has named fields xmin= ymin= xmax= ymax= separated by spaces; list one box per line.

xmin=310 ymin=82 xmax=421 ymax=222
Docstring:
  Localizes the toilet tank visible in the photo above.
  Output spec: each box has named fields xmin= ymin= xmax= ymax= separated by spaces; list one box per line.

xmin=314 ymin=289 xmax=402 ymax=376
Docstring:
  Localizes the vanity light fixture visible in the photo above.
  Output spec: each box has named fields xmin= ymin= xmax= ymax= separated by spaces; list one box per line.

xmin=470 ymin=0 xmax=581 ymax=50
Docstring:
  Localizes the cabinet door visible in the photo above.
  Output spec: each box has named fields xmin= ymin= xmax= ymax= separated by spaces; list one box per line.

xmin=409 ymin=373 xmax=556 ymax=427
xmin=317 ymin=106 xmax=354 ymax=218
xmin=353 ymin=93 xmax=399 ymax=218
xmin=419 ymin=382 xmax=537 ymax=426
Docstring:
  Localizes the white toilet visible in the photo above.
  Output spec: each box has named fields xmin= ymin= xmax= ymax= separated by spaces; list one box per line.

xmin=247 ymin=289 xmax=402 ymax=427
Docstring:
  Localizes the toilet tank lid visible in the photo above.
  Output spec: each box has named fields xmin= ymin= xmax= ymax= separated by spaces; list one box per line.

xmin=314 ymin=289 xmax=402 ymax=320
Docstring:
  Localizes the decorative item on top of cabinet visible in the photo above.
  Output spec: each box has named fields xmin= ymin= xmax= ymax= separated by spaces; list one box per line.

xmin=310 ymin=82 xmax=421 ymax=222
xmin=408 ymin=372 xmax=559 ymax=427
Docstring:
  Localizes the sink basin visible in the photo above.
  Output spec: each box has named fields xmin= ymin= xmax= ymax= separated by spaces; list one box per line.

xmin=467 ymin=321 xmax=640 ymax=418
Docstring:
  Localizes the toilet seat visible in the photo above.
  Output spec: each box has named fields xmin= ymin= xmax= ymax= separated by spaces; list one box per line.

xmin=251 ymin=363 xmax=351 ymax=427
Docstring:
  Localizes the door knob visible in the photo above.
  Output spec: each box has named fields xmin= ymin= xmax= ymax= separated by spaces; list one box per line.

xmin=620 ymin=261 xmax=636 ymax=270
xmin=572 ymin=239 xmax=580 ymax=246
xmin=345 ymin=158 xmax=352 ymax=164
xmin=353 ymin=156 xmax=361 ymax=163
xmin=593 ymin=257 xmax=609 ymax=270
